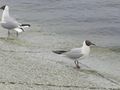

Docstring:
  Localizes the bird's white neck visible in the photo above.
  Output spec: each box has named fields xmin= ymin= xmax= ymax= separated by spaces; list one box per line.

xmin=2 ymin=6 xmax=10 ymax=21
xmin=81 ymin=41 xmax=90 ymax=56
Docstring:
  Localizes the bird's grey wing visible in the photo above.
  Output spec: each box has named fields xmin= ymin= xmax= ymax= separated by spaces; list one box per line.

xmin=7 ymin=16 xmax=19 ymax=25
xmin=65 ymin=48 xmax=83 ymax=59
xmin=2 ymin=16 xmax=19 ymax=29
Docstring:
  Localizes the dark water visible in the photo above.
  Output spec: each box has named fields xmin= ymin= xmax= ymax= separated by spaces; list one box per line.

xmin=0 ymin=0 xmax=120 ymax=47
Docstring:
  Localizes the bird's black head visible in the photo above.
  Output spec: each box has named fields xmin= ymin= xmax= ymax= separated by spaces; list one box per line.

xmin=85 ymin=40 xmax=95 ymax=46
xmin=0 ymin=5 xmax=6 ymax=10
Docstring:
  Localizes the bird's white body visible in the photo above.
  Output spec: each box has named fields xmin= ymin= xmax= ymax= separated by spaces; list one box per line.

xmin=1 ymin=5 xmax=10 ymax=22
xmin=81 ymin=41 xmax=90 ymax=57
xmin=63 ymin=41 xmax=90 ymax=60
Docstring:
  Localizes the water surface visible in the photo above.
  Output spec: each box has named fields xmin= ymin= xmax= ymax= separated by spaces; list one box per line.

xmin=0 ymin=0 xmax=120 ymax=47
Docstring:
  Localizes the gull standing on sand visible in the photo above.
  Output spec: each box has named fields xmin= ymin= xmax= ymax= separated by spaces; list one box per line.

xmin=0 ymin=5 xmax=30 ymax=37
xmin=53 ymin=40 xmax=95 ymax=69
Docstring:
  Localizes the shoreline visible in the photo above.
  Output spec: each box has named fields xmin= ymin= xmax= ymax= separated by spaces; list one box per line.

xmin=0 ymin=28 xmax=120 ymax=89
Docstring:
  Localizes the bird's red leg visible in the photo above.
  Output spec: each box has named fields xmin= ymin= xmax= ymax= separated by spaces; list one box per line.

xmin=74 ymin=60 xmax=80 ymax=69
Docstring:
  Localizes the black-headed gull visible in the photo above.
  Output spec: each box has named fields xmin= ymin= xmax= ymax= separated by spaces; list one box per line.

xmin=0 ymin=5 xmax=30 ymax=37
xmin=53 ymin=40 xmax=95 ymax=69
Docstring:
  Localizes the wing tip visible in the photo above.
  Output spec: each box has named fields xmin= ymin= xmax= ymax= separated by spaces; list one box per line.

xmin=52 ymin=50 xmax=67 ymax=54
xmin=21 ymin=24 xmax=31 ymax=27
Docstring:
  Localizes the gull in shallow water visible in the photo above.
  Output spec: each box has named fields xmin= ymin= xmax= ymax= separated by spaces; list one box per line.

xmin=0 ymin=5 xmax=30 ymax=37
xmin=53 ymin=40 xmax=95 ymax=69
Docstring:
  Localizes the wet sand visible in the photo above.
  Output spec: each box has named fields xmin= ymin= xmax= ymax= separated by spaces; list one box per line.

xmin=0 ymin=26 xmax=120 ymax=90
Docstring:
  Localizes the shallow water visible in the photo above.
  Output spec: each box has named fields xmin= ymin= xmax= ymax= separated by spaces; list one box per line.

xmin=0 ymin=0 xmax=120 ymax=47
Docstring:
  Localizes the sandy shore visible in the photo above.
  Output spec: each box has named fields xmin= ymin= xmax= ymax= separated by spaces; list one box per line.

xmin=0 ymin=26 xmax=120 ymax=90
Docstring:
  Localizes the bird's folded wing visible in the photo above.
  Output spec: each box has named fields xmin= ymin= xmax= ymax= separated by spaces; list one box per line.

xmin=65 ymin=48 xmax=83 ymax=59
xmin=5 ymin=16 xmax=19 ymax=25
